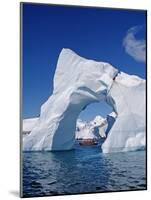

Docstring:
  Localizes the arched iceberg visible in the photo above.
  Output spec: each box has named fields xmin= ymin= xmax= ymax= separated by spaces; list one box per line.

xmin=23 ymin=48 xmax=146 ymax=153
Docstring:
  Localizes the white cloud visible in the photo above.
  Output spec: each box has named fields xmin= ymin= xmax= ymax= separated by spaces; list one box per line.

xmin=123 ymin=25 xmax=146 ymax=62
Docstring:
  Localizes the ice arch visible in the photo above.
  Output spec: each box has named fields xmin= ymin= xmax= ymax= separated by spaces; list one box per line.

xmin=23 ymin=49 xmax=146 ymax=153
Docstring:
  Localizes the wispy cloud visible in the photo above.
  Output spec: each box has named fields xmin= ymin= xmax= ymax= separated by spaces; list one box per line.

xmin=123 ymin=25 xmax=146 ymax=62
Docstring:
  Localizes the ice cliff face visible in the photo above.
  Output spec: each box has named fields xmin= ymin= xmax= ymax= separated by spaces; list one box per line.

xmin=23 ymin=48 xmax=146 ymax=153
xmin=102 ymin=72 xmax=146 ymax=153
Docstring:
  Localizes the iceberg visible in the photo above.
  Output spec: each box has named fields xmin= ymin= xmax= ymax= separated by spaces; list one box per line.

xmin=23 ymin=48 xmax=146 ymax=153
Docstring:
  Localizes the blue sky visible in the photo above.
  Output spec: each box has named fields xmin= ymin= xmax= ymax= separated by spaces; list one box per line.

xmin=22 ymin=3 xmax=146 ymax=120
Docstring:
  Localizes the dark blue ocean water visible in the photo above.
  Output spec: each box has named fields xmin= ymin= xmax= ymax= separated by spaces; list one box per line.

xmin=22 ymin=146 xmax=146 ymax=197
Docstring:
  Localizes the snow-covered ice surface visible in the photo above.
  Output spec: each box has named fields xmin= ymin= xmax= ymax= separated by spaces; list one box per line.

xmin=75 ymin=115 xmax=108 ymax=140
xmin=23 ymin=48 xmax=146 ymax=153
xmin=76 ymin=119 xmax=94 ymax=139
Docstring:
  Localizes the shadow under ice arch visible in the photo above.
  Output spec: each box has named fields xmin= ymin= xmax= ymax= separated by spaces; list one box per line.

xmin=23 ymin=49 xmax=146 ymax=153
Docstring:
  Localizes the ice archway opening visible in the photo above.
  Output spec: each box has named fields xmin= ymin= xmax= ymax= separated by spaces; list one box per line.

xmin=50 ymin=87 xmax=117 ymax=150
xmin=79 ymin=100 xmax=113 ymax=122
xmin=76 ymin=97 xmax=116 ymax=139
xmin=23 ymin=49 xmax=146 ymax=153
